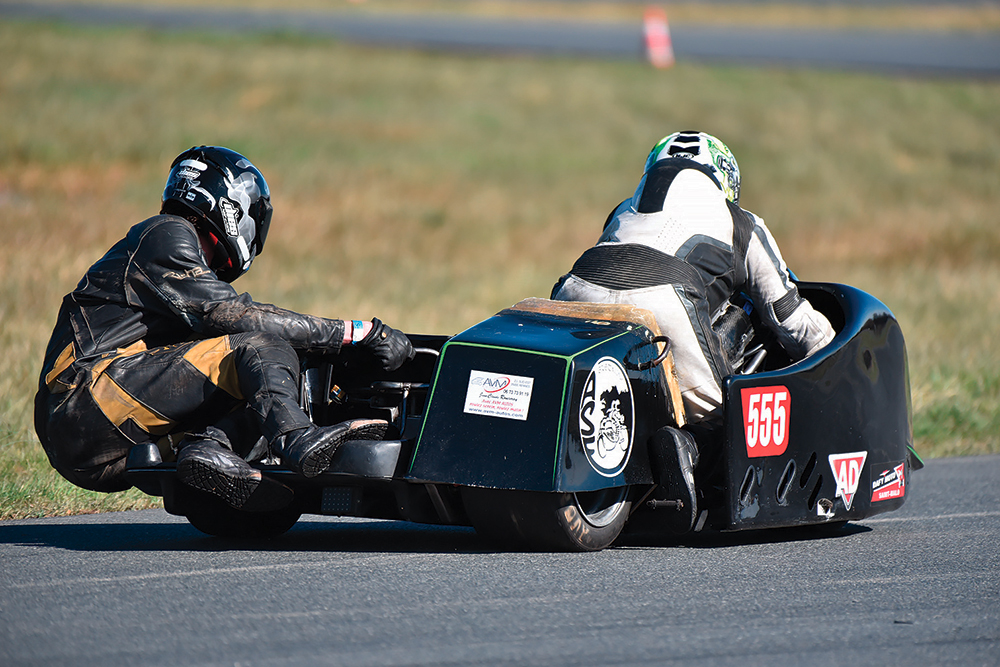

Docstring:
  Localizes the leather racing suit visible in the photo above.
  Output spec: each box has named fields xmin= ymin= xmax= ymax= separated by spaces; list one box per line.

xmin=552 ymin=158 xmax=835 ymax=423
xmin=35 ymin=214 xmax=352 ymax=492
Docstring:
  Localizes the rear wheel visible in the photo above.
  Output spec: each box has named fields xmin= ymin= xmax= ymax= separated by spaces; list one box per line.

xmin=462 ymin=486 xmax=631 ymax=552
xmin=185 ymin=504 xmax=302 ymax=540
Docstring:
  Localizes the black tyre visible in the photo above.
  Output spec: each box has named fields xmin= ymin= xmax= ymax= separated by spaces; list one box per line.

xmin=185 ymin=504 xmax=302 ymax=539
xmin=462 ymin=486 xmax=631 ymax=552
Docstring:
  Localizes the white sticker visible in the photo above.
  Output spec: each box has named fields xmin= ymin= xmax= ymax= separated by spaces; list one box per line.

xmin=179 ymin=158 xmax=208 ymax=171
xmin=463 ymin=370 xmax=534 ymax=421
xmin=219 ymin=197 xmax=240 ymax=237
xmin=579 ymin=356 xmax=634 ymax=477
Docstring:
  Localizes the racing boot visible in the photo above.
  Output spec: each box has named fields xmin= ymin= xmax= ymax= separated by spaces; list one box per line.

xmin=271 ymin=418 xmax=388 ymax=478
xmin=176 ymin=438 xmax=293 ymax=512
xmin=648 ymin=426 xmax=701 ymax=534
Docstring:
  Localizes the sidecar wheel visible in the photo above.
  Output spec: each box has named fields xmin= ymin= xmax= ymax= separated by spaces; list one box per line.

xmin=462 ymin=486 xmax=631 ymax=552
xmin=185 ymin=504 xmax=301 ymax=540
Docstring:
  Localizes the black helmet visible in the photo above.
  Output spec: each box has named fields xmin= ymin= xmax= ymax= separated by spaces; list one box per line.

xmin=161 ymin=146 xmax=272 ymax=282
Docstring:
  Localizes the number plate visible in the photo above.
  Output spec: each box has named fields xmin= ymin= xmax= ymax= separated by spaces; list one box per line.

xmin=741 ymin=385 xmax=791 ymax=458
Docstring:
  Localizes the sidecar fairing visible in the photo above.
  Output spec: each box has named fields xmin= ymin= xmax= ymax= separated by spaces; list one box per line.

xmin=714 ymin=282 xmax=917 ymax=532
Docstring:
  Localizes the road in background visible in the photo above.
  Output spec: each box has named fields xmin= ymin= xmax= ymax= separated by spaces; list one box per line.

xmin=1 ymin=455 xmax=998 ymax=666
xmin=2 ymin=1 xmax=999 ymax=77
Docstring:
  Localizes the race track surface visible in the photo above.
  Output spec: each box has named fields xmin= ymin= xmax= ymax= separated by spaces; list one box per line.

xmin=1 ymin=454 xmax=998 ymax=666
xmin=2 ymin=1 xmax=999 ymax=77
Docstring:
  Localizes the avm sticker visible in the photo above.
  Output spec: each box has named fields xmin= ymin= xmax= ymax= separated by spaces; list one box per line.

xmin=463 ymin=370 xmax=534 ymax=421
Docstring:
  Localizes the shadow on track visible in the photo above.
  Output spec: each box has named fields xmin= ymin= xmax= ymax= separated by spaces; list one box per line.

xmin=0 ymin=511 xmax=871 ymax=554
xmin=0 ymin=515 xmax=481 ymax=554
xmin=618 ymin=521 xmax=872 ymax=550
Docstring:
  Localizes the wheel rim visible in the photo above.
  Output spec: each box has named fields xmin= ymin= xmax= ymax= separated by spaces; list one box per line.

xmin=573 ymin=486 xmax=629 ymax=528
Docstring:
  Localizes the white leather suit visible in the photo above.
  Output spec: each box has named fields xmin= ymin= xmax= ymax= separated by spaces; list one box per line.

xmin=552 ymin=158 xmax=835 ymax=422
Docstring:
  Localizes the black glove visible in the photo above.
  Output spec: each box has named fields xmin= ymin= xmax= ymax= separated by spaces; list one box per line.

xmin=358 ymin=318 xmax=416 ymax=371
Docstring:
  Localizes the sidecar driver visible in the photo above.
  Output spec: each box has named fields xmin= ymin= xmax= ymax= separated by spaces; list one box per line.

xmin=552 ymin=131 xmax=835 ymax=533
xmin=35 ymin=146 xmax=414 ymax=512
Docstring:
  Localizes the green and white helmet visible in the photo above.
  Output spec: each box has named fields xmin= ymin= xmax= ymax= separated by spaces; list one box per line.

xmin=643 ymin=131 xmax=741 ymax=205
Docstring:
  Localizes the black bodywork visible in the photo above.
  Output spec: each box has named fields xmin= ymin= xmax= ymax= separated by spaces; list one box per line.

xmin=719 ymin=283 xmax=914 ymax=531
xmin=126 ymin=281 xmax=916 ymax=543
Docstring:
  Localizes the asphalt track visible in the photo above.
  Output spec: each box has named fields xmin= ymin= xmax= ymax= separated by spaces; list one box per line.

xmin=2 ymin=1 xmax=1000 ymax=77
xmin=1 ymin=454 xmax=998 ymax=666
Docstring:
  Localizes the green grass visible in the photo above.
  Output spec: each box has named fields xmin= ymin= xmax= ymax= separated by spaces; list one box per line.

xmin=0 ymin=422 xmax=157 ymax=519
xmin=1 ymin=17 xmax=998 ymax=518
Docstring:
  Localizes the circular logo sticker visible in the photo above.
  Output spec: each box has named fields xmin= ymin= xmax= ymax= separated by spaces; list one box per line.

xmin=578 ymin=357 xmax=634 ymax=477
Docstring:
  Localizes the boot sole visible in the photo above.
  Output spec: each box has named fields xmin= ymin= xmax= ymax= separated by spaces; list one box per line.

xmin=298 ymin=420 xmax=388 ymax=478
xmin=177 ymin=457 xmax=260 ymax=508
xmin=178 ymin=459 xmax=293 ymax=512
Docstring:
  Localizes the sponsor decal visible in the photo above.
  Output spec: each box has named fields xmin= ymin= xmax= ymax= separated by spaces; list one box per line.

xmin=741 ymin=385 xmax=790 ymax=457
xmin=871 ymin=462 xmax=906 ymax=502
xmin=579 ymin=357 xmax=634 ymax=477
xmin=219 ymin=197 xmax=240 ymax=237
xmin=463 ymin=370 xmax=534 ymax=421
xmin=713 ymin=154 xmax=740 ymax=202
xmin=173 ymin=160 xmax=209 ymax=199
xmin=829 ymin=451 xmax=868 ymax=511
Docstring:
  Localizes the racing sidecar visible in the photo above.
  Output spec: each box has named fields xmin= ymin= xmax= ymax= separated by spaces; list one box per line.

xmin=126 ymin=281 xmax=919 ymax=551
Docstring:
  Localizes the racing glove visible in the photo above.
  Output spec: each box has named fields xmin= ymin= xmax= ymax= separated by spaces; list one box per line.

xmin=357 ymin=318 xmax=415 ymax=371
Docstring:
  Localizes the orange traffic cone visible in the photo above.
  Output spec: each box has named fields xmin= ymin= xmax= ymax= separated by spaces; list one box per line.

xmin=644 ymin=7 xmax=675 ymax=69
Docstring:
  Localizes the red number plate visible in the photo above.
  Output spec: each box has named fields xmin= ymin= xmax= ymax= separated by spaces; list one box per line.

xmin=741 ymin=385 xmax=791 ymax=457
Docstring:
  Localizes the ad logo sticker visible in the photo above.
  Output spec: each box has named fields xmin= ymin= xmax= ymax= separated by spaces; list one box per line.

xmin=464 ymin=370 xmax=534 ymax=421
xmin=829 ymin=451 xmax=868 ymax=511
xmin=871 ymin=462 xmax=906 ymax=502
xmin=579 ymin=357 xmax=634 ymax=477
xmin=741 ymin=386 xmax=791 ymax=457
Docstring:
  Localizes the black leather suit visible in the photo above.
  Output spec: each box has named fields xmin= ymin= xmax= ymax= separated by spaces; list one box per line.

xmin=36 ymin=214 xmax=349 ymax=492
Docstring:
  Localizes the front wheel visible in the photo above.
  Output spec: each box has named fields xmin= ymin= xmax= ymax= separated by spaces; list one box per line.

xmin=461 ymin=486 xmax=631 ymax=552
